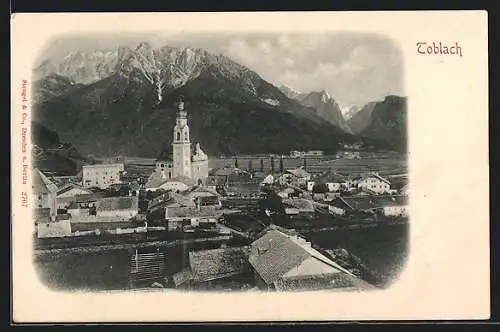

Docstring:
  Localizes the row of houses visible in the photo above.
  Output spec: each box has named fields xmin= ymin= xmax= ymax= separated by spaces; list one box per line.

xmin=33 ymin=168 xmax=142 ymax=238
xmin=328 ymin=195 xmax=408 ymax=217
xmin=308 ymin=171 xmax=394 ymax=195
xmin=172 ymin=226 xmax=373 ymax=291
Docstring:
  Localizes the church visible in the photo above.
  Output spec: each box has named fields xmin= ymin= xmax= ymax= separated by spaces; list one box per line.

xmin=145 ymin=100 xmax=209 ymax=191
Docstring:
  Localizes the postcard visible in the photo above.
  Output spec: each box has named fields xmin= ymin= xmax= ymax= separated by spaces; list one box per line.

xmin=11 ymin=11 xmax=489 ymax=322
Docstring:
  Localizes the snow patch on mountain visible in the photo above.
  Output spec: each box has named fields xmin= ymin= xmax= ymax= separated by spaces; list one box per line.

xmin=261 ymin=98 xmax=280 ymax=106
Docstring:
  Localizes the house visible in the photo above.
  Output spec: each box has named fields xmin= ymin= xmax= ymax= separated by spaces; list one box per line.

xmin=82 ymin=163 xmax=124 ymax=189
xmin=289 ymin=151 xmax=303 ymax=158
xmin=400 ymin=184 xmax=409 ymax=196
xmin=316 ymin=172 xmax=348 ymax=192
xmin=195 ymin=195 xmax=222 ymax=208
xmin=56 ymin=182 xmax=93 ymax=209
xmin=32 ymin=168 xmax=58 ymax=218
xmin=356 ymin=173 xmax=391 ymax=194
xmin=225 ymin=182 xmax=261 ymax=198
xmin=305 ymin=150 xmax=324 ymax=157
xmin=66 ymin=193 xmax=100 ymax=218
xmin=33 ymin=208 xmax=51 ymax=226
xmin=276 ymin=167 xmax=311 ymax=187
xmin=261 ymin=174 xmax=275 ymax=186
xmin=37 ymin=213 xmax=72 ymax=238
xmin=172 ymin=247 xmax=251 ymax=289
xmin=96 ymin=196 xmax=139 ymax=220
xmin=277 ymin=187 xmax=297 ymax=199
xmin=248 ymin=228 xmax=368 ymax=291
xmin=162 ymin=193 xmax=222 ymax=223
xmin=329 ymin=195 xmax=408 ymax=216
xmin=205 ymin=175 xmax=228 ymax=193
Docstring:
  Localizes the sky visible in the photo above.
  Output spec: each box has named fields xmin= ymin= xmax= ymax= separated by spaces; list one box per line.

xmin=38 ymin=32 xmax=404 ymax=106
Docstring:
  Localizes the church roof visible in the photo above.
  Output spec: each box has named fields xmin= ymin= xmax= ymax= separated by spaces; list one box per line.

xmin=145 ymin=172 xmax=197 ymax=189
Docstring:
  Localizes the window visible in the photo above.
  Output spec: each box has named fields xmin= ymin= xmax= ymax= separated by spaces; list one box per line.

xmin=177 ymin=132 xmax=181 ymax=141
xmin=184 ymin=132 xmax=188 ymax=140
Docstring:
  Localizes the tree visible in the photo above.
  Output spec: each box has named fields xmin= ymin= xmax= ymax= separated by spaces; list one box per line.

xmin=312 ymin=183 xmax=329 ymax=193
xmin=279 ymin=156 xmax=284 ymax=172
xmin=260 ymin=159 xmax=264 ymax=172
xmin=234 ymin=158 xmax=239 ymax=168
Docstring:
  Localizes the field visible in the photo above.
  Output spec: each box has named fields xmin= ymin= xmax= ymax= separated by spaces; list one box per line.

xmin=209 ymin=151 xmax=407 ymax=177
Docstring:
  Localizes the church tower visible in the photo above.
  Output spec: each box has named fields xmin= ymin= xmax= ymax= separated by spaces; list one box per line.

xmin=172 ymin=100 xmax=192 ymax=178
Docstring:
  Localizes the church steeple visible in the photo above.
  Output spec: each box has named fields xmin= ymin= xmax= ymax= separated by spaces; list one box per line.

xmin=172 ymin=98 xmax=192 ymax=178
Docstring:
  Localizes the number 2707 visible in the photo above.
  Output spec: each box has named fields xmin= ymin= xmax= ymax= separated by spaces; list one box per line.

xmin=21 ymin=192 xmax=28 ymax=207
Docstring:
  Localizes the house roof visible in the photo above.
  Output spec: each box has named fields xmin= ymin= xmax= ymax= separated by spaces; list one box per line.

xmin=171 ymin=193 xmax=197 ymax=207
xmin=249 ymin=229 xmax=354 ymax=286
xmin=56 ymin=182 xmax=87 ymax=196
xmin=147 ymin=193 xmax=172 ymax=211
xmin=282 ymin=199 xmax=315 ymax=212
xmin=55 ymin=213 xmax=71 ymax=221
xmin=96 ymin=196 xmax=138 ymax=212
xmin=188 ymin=247 xmax=250 ymax=282
xmin=197 ymin=195 xmax=220 ymax=205
xmin=212 ymin=167 xmax=250 ymax=177
xmin=287 ymin=168 xmax=310 ymax=179
xmin=205 ymin=176 xmax=228 ymax=186
xmin=226 ymin=182 xmax=261 ymax=194
xmin=359 ymin=173 xmax=391 ymax=184
xmin=317 ymin=172 xmax=346 ymax=184
xmin=74 ymin=193 xmax=100 ymax=203
xmin=82 ymin=163 xmax=124 ymax=169
xmin=166 ymin=206 xmax=220 ymax=218
xmin=32 ymin=168 xmax=58 ymax=194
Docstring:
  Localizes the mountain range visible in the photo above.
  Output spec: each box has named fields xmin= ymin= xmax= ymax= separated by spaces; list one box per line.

xmin=278 ymin=85 xmax=407 ymax=151
xmin=32 ymin=42 xmax=406 ymax=158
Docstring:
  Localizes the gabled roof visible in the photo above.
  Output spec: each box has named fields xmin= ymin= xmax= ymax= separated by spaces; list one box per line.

xmin=188 ymin=247 xmax=250 ymax=282
xmin=169 ymin=192 xmax=197 ymax=208
xmin=74 ymin=193 xmax=100 ymax=203
xmin=282 ymin=199 xmax=315 ymax=212
xmin=249 ymin=229 xmax=354 ymax=286
xmin=96 ymin=196 xmax=138 ymax=212
xmin=147 ymin=193 xmax=172 ymax=211
xmin=317 ymin=172 xmax=346 ymax=184
xmin=32 ymin=168 xmax=58 ymax=194
xmin=205 ymin=176 xmax=228 ymax=186
xmin=196 ymin=195 xmax=220 ymax=205
xmin=226 ymin=182 xmax=261 ymax=194
xmin=56 ymin=182 xmax=90 ymax=196
xmin=286 ymin=167 xmax=310 ymax=179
